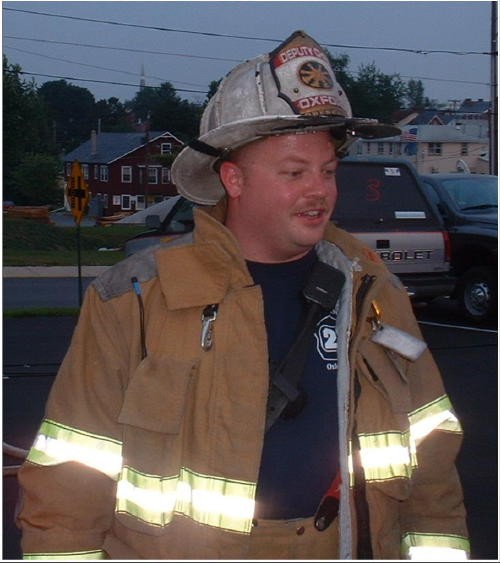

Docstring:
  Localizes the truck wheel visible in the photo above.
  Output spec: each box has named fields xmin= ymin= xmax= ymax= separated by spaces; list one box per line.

xmin=457 ymin=267 xmax=496 ymax=323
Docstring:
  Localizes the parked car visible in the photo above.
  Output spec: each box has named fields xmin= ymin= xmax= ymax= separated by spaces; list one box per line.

xmin=123 ymin=195 xmax=195 ymax=256
xmin=420 ymin=173 xmax=498 ymax=323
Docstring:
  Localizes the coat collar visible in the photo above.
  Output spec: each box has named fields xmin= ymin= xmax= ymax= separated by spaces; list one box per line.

xmin=155 ymin=199 xmax=254 ymax=310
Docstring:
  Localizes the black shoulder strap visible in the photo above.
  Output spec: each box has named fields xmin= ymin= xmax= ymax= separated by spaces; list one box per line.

xmin=265 ymin=303 xmax=322 ymax=431
xmin=265 ymin=261 xmax=346 ymax=432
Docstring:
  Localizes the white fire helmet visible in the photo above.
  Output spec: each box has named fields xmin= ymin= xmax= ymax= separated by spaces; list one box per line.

xmin=172 ymin=30 xmax=400 ymax=205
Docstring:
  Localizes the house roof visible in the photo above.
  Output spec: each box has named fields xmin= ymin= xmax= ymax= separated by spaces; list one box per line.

xmin=370 ymin=123 xmax=487 ymax=143
xmin=64 ymin=131 xmax=183 ymax=164
xmin=393 ymin=99 xmax=491 ymax=127
xmin=408 ymin=110 xmax=454 ymax=126
xmin=457 ymin=98 xmax=491 ymax=114
xmin=399 ymin=124 xmax=486 ymax=143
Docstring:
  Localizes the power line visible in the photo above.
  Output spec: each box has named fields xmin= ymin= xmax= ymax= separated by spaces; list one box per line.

xmin=3 ymin=6 xmax=494 ymax=57
xmin=3 ymin=35 xmax=242 ymax=64
xmin=4 ymin=37 xmax=490 ymax=90
xmin=17 ymin=70 xmax=208 ymax=95
xmin=5 ymin=44 xmax=209 ymax=89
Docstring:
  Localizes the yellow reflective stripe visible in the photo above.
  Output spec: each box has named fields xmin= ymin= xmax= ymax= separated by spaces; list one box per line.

xmin=116 ymin=465 xmax=256 ymax=533
xmin=356 ymin=432 xmax=414 ymax=481
xmin=348 ymin=396 xmax=463 ymax=484
xmin=410 ymin=395 xmax=463 ymax=446
xmin=23 ymin=549 xmax=106 ymax=560
xmin=26 ymin=419 xmax=122 ymax=479
xmin=347 ymin=441 xmax=355 ymax=487
xmin=402 ymin=532 xmax=470 ymax=559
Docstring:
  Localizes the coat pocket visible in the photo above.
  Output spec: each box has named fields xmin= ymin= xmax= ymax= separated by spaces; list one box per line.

xmin=357 ymin=337 xmax=411 ymax=415
xmin=356 ymin=338 xmax=413 ymax=501
xmin=118 ymin=355 xmax=199 ymax=434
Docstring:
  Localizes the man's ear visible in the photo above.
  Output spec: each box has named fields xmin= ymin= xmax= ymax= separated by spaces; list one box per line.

xmin=219 ymin=161 xmax=243 ymax=198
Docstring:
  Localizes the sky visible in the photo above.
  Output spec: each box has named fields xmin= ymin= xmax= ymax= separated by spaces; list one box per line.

xmin=2 ymin=0 xmax=495 ymax=110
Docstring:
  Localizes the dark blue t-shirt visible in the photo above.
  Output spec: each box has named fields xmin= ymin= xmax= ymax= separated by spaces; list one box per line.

xmin=247 ymin=250 xmax=339 ymax=519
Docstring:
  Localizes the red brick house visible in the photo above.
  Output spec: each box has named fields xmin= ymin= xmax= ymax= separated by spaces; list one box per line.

xmin=63 ymin=130 xmax=184 ymax=217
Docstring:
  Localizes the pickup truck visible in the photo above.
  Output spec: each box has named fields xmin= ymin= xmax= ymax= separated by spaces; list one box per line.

xmin=420 ymin=173 xmax=498 ymax=323
xmin=333 ymin=157 xmax=456 ymax=302
xmin=125 ymin=157 xmax=456 ymax=304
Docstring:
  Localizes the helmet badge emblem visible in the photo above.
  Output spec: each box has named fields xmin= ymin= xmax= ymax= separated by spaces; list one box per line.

xmin=299 ymin=61 xmax=334 ymax=89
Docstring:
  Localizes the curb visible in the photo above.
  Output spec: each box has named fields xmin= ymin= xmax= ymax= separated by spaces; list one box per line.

xmin=3 ymin=266 xmax=111 ymax=278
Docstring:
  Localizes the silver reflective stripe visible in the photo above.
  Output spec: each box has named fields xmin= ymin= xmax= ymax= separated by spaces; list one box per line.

xmin=23 ymin=549 xmax=106 ymax=560
xmin=409 ymin=395 xmax=463 ymax=446
xmin=402 ymin=532 xmax=470 ymax=560
xmin=26 ymin=419 xmax=122 ymax=480
xmin=116 ymin=465 xmax=256 ymax=533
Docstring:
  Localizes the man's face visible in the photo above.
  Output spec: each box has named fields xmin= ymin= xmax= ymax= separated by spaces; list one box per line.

xmin=220 ymin=130 xmax=339 ymax=263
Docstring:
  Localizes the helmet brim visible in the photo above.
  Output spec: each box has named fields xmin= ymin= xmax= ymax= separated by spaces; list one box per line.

xmin=172 ymin=115 xmax=400 ymax=205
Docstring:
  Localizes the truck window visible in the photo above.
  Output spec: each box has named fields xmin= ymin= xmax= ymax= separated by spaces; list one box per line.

xmin=333 ymin=162 xmax=437 ymax=232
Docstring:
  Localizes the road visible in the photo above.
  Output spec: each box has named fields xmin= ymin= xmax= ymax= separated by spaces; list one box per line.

xmin=3 ymin=267 xmax=109 ymax=310
xmin=3 ymin=280 xmax=498 ymax=560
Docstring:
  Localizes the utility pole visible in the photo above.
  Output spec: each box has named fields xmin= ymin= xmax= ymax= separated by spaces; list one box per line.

xmin=490 ymin=0 xmax=498 ymax=175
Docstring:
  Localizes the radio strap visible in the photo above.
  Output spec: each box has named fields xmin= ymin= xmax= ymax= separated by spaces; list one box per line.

xmin=265 ymin=261 xmax=346 ymax=432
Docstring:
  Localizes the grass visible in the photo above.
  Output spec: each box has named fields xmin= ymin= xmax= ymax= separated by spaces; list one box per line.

xmin=3 ymin=218 xmax=146 ymax=316
xmin=3 ymin=218 xmax=145 ymax=266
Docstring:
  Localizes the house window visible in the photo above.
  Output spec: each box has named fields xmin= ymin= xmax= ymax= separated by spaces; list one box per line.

xmin=388 ymin=143 xmax=394 ymax=156
xmin=82 ymin=164 xmax=89 ymax=180
xmin=121 ymin=195 xmax=131 ymax=210
xmin=136 ymin=195 xmax=145 ymax=210
xmin=161 ymin=168 xmax=171 ymax=184
xmin=356 ymin=143 xmax=363 ymax=155
xmin=100 ymin=165 xmax=109 ymax=182
xmin=377 ymin=142 xmax=384 ymax=155
xmin=366 ymin=142 xmax=371 ymax=154
xmin=94 ymin=165 xmax=99 ymax=179
xmin=148 ymin=167 xmax=158 ymax=184
xmin=161 ymin=143 xmax=173 ymax=155
xmin=121 ymin=166 xmax=132 ymax=183
xmin=113 ymin=195 xmax=121 ymax=206
xmin=428 ymin=143 xmax=442 ymax=155
xmin=461 ymin=143 xmax=468 ymax=156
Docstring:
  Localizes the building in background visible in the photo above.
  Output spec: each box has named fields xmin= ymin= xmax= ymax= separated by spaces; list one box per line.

xmin=351 ymin=99 xmax=491 ymax=174
xmin=63 ymin=130 xmax=183 ymax=218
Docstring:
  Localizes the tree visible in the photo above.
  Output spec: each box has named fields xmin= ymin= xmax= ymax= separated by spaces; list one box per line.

xmin=128 ymin=82 xmax=203 ymax=141
xmin=326 ymin=51 xmax=354 ymax=93
xmin=406 ymin=79 xmax=425 ymax=110
xmin=38 ymin=80 xmax=96 ymax=153
xmin=94 ymin=97 xmax=131 ymax=132
xmin=205 ymin=79 xmax=222 ymax=105
xmin=348 ymin=62 xmax=407 ymax=122
xmin=9 ymin=154 xmax=62 ymax=206
xmin=3 ymin=56 xmax=55 ymax=201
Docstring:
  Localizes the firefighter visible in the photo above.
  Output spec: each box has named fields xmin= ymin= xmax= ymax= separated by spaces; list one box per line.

xmin=17 ymin=30 xmax=469 ymax=560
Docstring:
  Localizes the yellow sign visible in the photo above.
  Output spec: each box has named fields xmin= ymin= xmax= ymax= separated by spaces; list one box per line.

xmin=66 ymin=160 xmax=90 ymax=225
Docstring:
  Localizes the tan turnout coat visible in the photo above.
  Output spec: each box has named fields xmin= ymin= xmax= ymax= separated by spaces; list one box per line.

xmin=17 ymin=200 xmax=469 ymax=560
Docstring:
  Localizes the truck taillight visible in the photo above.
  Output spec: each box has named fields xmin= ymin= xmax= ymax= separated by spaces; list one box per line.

xmin=443 ymin=231 xmax=452 ymax=263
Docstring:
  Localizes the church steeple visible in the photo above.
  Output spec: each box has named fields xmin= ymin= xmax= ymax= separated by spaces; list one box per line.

xmin=140 ymin=64 xmax=146 ymax=90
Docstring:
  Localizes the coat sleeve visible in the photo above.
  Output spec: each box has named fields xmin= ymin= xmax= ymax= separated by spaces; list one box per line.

xmin=366 ymin=284 xmax=470 ymax=560
xmin=16 ymin=285 xmax=133 ymax=560
xmin=400 ymin=343 xmax=470 ymax=560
